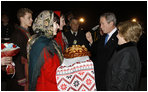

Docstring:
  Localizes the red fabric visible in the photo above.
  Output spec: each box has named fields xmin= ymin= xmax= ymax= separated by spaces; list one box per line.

xmin=1 ymin=44 xmax=6 ymax=49
xmin=54 ymin=11 xmax=61 ymax=17
xmin=1 ymin=49 xmax=20 ymax=57
xmin=36 ymin=48 xmax=60 ymax=91
xmin=54 ymin=31 xmax=65 ymax=52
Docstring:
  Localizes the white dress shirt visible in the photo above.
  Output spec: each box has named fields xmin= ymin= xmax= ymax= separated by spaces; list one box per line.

xmin=70 ymin=30 xmax=78 ymax=36
xmin=106 ymin=27 xmax=117 ymax=42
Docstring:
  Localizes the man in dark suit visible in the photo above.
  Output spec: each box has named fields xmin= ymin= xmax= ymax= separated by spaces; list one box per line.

xmin=92 ymin=12 xmax=118 ymax=91
xmin=63 ymin=17 xmax=90 ymax=50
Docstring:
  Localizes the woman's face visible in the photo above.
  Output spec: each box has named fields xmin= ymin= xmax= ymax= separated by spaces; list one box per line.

xmin=53 ymin=22 xmax=60 ymax=35
xmin=117 ymin=33 xmax=126 ymax=45
xmin=59 ymin=16 xmax=66 ymax=30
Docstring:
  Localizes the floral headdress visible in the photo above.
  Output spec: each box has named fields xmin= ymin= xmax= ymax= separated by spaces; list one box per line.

xmin=32 ymin=10 xmax=54 ymax=38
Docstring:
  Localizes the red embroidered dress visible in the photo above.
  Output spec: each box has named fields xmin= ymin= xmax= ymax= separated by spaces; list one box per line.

xmin=54 ymin=31 xmax=64 ymax=52
xmin=28 ymin=10 xmax=63 ymax=91
xmin=36 ymin=48 xmax=60 ymax=91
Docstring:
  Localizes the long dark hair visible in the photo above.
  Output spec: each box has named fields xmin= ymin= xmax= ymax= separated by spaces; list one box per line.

xmin=54 ymin=13 xmax=60 ymax=25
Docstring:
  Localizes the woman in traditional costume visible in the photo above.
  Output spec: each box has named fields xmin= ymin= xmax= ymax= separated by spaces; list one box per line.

xmin=28 ymin=10 xmax=63 ymax=91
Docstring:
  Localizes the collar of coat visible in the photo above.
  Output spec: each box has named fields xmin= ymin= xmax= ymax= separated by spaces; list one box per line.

xmin=116 ymin=42 xmax=136 ymax=51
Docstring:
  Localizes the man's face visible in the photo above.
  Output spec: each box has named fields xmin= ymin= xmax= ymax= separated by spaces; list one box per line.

xmin=70 ymin=19 xmax=79 ymax=32
xmin=100 ymin=17 xmax=112 ymax=34
xmin=59 ymin=16 xmax=66 ymax=30
xmin=21 ymin=12 xmax=33 ymax=27
xmin=53 ymin=22 xmax=60 ymax=36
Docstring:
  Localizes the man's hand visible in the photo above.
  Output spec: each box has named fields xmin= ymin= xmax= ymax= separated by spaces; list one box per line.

xmin=86 ymin=32 xmax=93 ymax=44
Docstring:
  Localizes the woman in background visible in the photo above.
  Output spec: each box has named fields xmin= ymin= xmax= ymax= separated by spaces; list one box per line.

xmin=54 ymin=12 xmax=68 ymax=53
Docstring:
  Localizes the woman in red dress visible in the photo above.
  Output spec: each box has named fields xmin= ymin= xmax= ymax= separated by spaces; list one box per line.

xmin=54 ymin=12 xmax=68 ymax=53
xmin=28 ymin=10 xmax=63 ymax=91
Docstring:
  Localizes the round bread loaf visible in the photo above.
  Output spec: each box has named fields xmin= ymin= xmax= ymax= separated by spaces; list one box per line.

xmin=64 ymin=45 xmax=91 ymax=58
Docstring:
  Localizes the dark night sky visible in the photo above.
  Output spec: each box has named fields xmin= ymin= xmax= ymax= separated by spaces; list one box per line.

xmin=1 ymin=1 xmax=147 ymax=61
xmin=1 ymin=1 xmax=147 ymax=31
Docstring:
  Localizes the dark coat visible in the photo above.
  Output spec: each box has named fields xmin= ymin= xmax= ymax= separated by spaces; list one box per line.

xmin=11 ymin=26 xmax=31 ymax=59
xmin=92 ymin=30 xmax=118 ymax=90
xmin=63 ymin=30 xmax=90 ymax=51
xmin=106 ymin=42 xmax=141 ymax=91
xmin=8 ymin=26 xmax=31 ymax=90
xmin=1 ymin=23 xmax=15 ymax=43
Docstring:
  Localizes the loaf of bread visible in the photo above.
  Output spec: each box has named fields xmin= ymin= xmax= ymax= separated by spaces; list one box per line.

xmin=64 ymin=45 xmax=91 ymax=58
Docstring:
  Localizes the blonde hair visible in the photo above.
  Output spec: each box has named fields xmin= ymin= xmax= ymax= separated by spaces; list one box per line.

xmin=117 ymin=20 xmax=143 ymax=43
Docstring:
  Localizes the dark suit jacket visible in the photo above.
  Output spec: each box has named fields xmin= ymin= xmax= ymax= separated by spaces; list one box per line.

xmin=92 ymin=30 xmax=118 ymax=90
xmin=63 ymin=30 xmax=90 ymax=51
